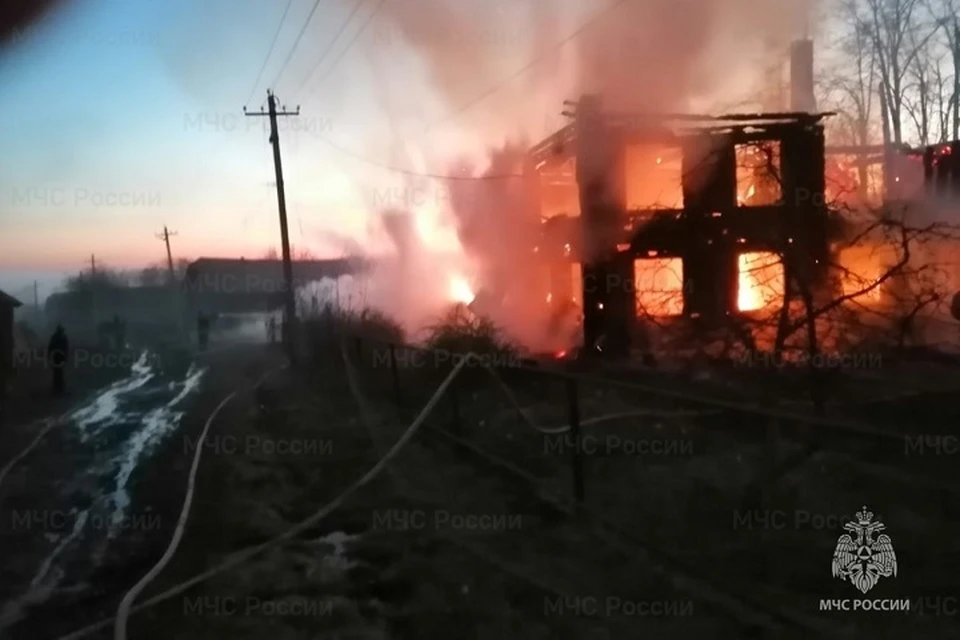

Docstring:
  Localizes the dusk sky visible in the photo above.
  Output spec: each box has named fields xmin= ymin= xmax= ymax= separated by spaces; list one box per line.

xmin=0 ymin=0 xmax=815 ymax=300
xmin=0 ymin=0 xmax=567 ymax=296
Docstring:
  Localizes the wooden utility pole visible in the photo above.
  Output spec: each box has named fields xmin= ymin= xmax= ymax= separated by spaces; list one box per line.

xmin=245 ymin=90 xmax=300 ymax=360
xmin=156 ymin=226 xmax=178 ymax=284
xmin=156 ymin=225 xmax=185 ymax=340
xmin=89 ymin=254 xmax=97 ymax=330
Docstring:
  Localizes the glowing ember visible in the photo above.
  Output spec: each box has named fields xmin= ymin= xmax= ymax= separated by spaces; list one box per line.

xmin=448 ymin=275 xmax=476 ymax=305
xmin=555 ymin=349 xmax=567 ymax=358
xmin=737 ymin=252 xmax=783 ymax=311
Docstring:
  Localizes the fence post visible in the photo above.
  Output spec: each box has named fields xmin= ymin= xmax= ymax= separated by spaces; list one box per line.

xmin=566 ymin=377 xmax=585 ymax=503
xmin=450 ymin=370 xmax=462 ymax=437
xmin=389 ymin=344 xmax=403 ymax=412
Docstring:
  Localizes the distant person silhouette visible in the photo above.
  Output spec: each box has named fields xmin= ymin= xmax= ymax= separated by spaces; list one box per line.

xmin=47 ymin=325 xmax=69 ymax=395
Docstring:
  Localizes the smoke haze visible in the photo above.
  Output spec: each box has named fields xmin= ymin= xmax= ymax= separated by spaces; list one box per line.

xmin=332 ymin=0 xmax=819 ymax=349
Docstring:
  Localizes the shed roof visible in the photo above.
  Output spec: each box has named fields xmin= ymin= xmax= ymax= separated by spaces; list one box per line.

xmin=0 ymin=289 xmax=23 ymax=308
xmin=183 ymin=257 xmax=368 ymax=290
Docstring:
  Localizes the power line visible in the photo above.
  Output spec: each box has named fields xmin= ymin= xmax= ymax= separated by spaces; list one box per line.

xmin=245 ymin=0 xmax=297 ymax=108
xmin=319 ymin=112 xmax=728 ymax=183
xmin=309 ymin=0 xmax=630 ymax=180
xmin=269 ymin=0 xmax=325 ymax=94
xmin=305 ymin=0 xmax=386 ymax=99
xmin=417 ymin=0 xmax=630 ymax=138
xmin=294 ymin=0 xmax=370 ymax=97
xmin=317 ymin=134 xmax=525 ymax=180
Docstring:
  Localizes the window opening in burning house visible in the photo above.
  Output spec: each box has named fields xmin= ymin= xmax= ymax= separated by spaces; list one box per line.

xmin=736 ymin=142 xmax=782 ymax=207
xmin=737 ymin=251 xmax=784 ymax=312
xmin=634 ymin=256 xmax=683 ymax=316
xmin=539 ymin=158 xmax=579 ymax=219
xmin=625 ymin=145 xmax=683 ymax=210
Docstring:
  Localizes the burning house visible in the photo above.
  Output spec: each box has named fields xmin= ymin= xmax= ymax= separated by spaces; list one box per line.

xmin=527 ymin=97 xmax=837 ymax=357
xmin=502 ymin=36 xmax=960 ymax=359
xmin=405 ymin=28 xmax=959 ymax=359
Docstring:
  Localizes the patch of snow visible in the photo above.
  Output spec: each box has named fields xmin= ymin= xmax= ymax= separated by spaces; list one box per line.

xmin=107 ymin=364 xmax=205 ymax=535
xmin=70 ymin=351 xmax=156 ymax=440
xmin=310 ymin=531 xmax=360 ymax=572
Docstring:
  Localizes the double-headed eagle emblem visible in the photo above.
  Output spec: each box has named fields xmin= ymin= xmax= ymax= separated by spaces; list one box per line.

xmin=831 ymin=506 xmax=898 ymax=594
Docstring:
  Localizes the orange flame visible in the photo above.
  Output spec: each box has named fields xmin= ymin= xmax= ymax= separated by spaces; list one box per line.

xmin=448 ymin=275 xmax=476 ymax=305
xmin=737 ymin=252 xmax=783 ymax=311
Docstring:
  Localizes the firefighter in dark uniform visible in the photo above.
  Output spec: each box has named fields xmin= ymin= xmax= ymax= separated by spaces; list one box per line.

xmin=48 ymin=324 xmax=70 ymax=395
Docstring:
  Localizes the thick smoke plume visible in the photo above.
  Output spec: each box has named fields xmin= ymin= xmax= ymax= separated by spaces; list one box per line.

xmin=340 ymin=0 xmax=818 ymax=350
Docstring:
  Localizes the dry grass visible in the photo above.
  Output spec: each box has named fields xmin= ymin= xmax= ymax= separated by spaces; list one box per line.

xmin=421 ymin=304 xmax=518 ymax=357
xmin=143 ymin=305 xmax=960 ymax=639
xmin=141 ymin=350 xmax=758 ymax=639
xmin=305 ymin=307 xmax=405 ymax=345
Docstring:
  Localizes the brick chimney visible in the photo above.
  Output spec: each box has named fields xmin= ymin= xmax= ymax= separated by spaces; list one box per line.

xmin=790 ymin=39 xmax=816 ymax=113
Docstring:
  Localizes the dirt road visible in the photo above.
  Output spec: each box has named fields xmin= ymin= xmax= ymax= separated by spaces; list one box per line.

xmin=0 ymin=342 xmax=283 ymax=639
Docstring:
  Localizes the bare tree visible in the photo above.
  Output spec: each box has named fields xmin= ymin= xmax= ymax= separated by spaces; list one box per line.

xmin=901 ymin=11 xmax=950 ymax=144
xmin=818 ymin=2 xmax=884 ymax=200
xmin=138 ymin=258 xmax=190 ymax=286
xmin=292 ymin=245 xmax=315 ymax=261
xmin=64 ymin=266 xmax=129 ymax=293
xmin=927 ymin=52 xmax=955 ymax=140
xmin=262 ymin=245 xmax=315 ymax=261
xmin=925 ymin=0 xmax=960 ymax=138
xmin=859 ymin=0 xmax=940 ymax=144
xmin=833 ymin=1 xmax=881 ymax=146
xmin=138 ymin=265 xmax=165 ymax=287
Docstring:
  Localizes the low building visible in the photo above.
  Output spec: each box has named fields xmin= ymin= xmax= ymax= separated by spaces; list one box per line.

xmin=182 ymin=257 xmax=368 ymax=316
xmin=0 ymin=289 xmax=24 ymax=406
xmin=45 ymin=286 xmax=181 ymax=343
